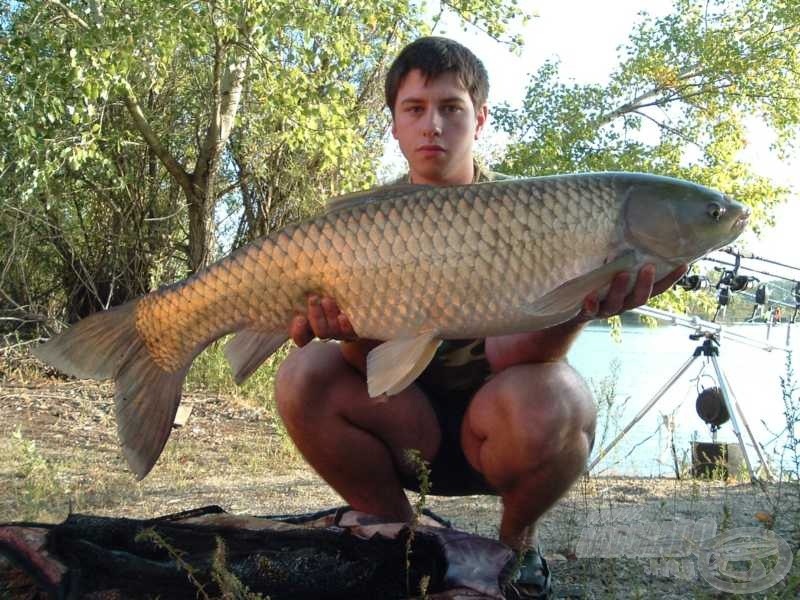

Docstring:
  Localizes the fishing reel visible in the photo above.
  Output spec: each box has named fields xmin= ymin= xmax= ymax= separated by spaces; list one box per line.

xmin=712 ymin=251 xmax=757 ymax=322
xmin=748 ymin=282 xmax=768 ymax=321
xmin=714 ymin=268 xmax=757 ymax=293
xmin=675 ymin=273 xmax=709 ymax=292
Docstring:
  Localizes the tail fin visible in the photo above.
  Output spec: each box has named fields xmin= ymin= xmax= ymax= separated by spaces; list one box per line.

xmin=33 ymin=301 xmax=187 ymax=480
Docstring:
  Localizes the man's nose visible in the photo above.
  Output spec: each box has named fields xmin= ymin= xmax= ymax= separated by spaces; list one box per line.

xmin=422 ymin=109 xmax=443 ymax=137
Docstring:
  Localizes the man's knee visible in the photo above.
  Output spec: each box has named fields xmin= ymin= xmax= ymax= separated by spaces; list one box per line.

xmin=468 ymin=361 xmax=597 ymax=461
xmin=527 ymin=361 xmax=594 ymax=439
xmin=274 ymin=342 xmax=345 ymax=422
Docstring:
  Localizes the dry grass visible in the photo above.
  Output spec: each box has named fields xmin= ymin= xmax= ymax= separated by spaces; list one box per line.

xmin=1 ymin=364 xmax=799 ymax=597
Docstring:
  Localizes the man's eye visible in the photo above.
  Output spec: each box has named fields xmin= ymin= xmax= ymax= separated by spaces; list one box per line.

xmin=444 ymin=105 xmax=462 ymax=113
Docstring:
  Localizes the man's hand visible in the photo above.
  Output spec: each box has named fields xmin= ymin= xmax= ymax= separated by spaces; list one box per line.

xmin=289 ymin=295 xmax=357 ymax=347
xmin=576 ymin=264 xmax=688 ymax=322
xmin=288 ymin=295 xmax=378 ymax=373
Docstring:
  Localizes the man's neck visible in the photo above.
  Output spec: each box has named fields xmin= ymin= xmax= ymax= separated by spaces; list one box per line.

xmin=409 ymin=161 xmax=476 ymax=186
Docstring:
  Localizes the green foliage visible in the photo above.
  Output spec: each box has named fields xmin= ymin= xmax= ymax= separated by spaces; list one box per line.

xmin=779 ymin=353 xmax=800 ymax=483
xmin=403 ymin=448 xmax=432 ymax=599
xmin=210 ymin=537 xmax=266 ymax=600
xmin=493 ymin=0 xmax=799 ymax=316
xmin=185 ymin=337 xmax=290 ymax=405
xmin=493 ymin=0 xmax=798 ymax=235
xmin=9 ymin=427 xmax=65 ymax=521
xmin=1 ymin=0 xmax=527 ymax=330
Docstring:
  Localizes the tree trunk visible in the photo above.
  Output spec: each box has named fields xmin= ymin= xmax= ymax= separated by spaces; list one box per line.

xmin=186 ymin=187 xmax=215 ymax=273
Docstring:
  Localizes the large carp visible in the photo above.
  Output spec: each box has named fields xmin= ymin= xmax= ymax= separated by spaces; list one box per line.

xmin=34 ymin=172 xmax=749 ymax=478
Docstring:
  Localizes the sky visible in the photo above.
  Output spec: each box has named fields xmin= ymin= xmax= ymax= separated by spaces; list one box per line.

xmin=382 ymin=0 xmax=800 ymax=282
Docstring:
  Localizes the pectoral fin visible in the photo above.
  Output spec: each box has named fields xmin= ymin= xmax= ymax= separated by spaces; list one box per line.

xmin=525 ymin=251 xmax=638 ymax=317
xmin=366 ymin=334 xmax=442 ymax=398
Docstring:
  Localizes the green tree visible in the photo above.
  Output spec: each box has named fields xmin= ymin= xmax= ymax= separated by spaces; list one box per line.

xmin=494 ymin=0 xmax=799 ymax=235
xmin=1 ymin=0 xmax=528 ymax=328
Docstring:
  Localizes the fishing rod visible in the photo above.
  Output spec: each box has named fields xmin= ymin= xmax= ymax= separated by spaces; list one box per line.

xmin=632 ymin=305 xmax=792 ymax=353
xmin=701 ymin=256 xmax=797 ymax=284
xmin=720 ymin=246 xmax=800 ymax=273
xmin=676 ymin=252 xmax=800 ymax=325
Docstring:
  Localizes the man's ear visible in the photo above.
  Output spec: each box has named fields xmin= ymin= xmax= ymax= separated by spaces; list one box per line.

xmin=475 ymin=104 xmax=488 ymax=139
xmin=391 ymin=118 xmax=398 ymax=139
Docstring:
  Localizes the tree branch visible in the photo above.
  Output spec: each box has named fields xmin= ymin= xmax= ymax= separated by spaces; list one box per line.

xmin=594 ymin=65 xmax=705 ymax=129
xmin=45 ymin=0 xmax=89 ymax=29
xmin=630 ymin=109 xmax=701 ymax=148
xmin=195 ymin=17 xmax=252 ymax=187
xmin=122 ymin=86 xmax=194 ymax=196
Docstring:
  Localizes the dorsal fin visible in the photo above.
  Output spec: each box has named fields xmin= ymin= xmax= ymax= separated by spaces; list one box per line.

xmin=325 ymin=183 xmax=432 ymax=214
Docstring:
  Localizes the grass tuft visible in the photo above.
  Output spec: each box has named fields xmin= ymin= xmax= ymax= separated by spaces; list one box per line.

xmin=404 ymin=448 xmax=432 ymax=599
xmin=8 ymin=427 xmax=66 ymax=521
xmin=185 ymin=338 xmax=291 ymax=407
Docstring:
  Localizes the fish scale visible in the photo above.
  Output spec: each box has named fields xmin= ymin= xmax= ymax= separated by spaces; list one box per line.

xmin=33 ymin=172 xmax=749 ymax=478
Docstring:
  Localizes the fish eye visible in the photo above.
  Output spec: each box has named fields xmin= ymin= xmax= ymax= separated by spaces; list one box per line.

xmin=706 ymin=202 xmax=725 ymax=221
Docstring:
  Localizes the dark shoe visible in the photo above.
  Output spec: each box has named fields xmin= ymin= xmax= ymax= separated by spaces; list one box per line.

xmin=502 ymin=546 xmax=553 ymax=600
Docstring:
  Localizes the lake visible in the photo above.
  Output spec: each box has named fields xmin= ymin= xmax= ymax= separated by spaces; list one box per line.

xmin=568 ymin=316 xmax=798 ymax=478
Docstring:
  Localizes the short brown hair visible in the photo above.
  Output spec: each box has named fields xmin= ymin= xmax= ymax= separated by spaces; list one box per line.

xmin=385 ymin=36 xmax=489 ymax=116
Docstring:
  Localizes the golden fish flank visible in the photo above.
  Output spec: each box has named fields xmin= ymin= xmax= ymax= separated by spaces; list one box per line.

xmin=33 ymin=172 xmax=749 ymax=479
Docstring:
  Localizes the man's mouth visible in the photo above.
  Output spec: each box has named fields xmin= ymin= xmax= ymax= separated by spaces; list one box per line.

xmin=417 ymin=145 xmax=446 ymax=155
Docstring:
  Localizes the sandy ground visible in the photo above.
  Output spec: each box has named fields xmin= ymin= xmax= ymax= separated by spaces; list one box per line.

xmin=1 ymin=378 xmax=799 ymax=598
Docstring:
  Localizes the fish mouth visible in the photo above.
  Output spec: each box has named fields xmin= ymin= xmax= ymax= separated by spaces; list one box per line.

xmin=732 ymin=205 xmax=750 ymax=233
xmin=706 ymin=200 xmax=749 ymax=255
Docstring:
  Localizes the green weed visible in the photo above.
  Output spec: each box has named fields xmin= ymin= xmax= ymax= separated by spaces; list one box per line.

xmin=135 ymin=528 xmax=266 ymax=600
xmin=185 ymin=338 xmax=291 ymax=407
xmin=404 ymin=448 xmax=432 ymax=599
xmin=8 ymin=427 xmax=65 ymax=521
xmin=211 ymin=537 xmax=266 ymax=600
xmin=588 ymin=358 xmax=630 ymax=471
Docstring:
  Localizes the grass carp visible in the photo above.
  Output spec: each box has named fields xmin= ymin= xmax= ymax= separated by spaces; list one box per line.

xmin=34 ymin=172 xmax=749 ymax=478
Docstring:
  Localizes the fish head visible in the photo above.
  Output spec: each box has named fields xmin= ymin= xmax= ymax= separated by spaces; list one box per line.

xmin=620 ymin=174 xmax=749 ymax=263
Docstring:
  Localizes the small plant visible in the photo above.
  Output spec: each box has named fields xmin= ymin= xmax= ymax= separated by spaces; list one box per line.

xmin=8 ymin=427 xmax=65 ymax=521
xmin=135 ymin=529 xmax=265 ymax=599
xmin=185 ymin=338 xmax=291 ymax=408
xmin=719 ymin=500 xmax=732 ymax=532
xmin=588 ymin=359 xmax=631 ymax=471
xmin=211 ymin=537 xmax=265 ymax=600
xmin=135 ymin=528 xmax=211 ymax=599
xmin=777 ymin=352 xmax=800 ymax=550
xmin=404 ymin=448 xmax=432 ymax=599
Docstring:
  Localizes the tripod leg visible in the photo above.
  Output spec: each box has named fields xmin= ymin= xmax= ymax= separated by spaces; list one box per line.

xmin=587 ymin=354 xmax=698 ymax=473
xmin=712 ymin=356 xmax=774 ymax=481
xmin=708 ymin=355 xmax=762 ymax=485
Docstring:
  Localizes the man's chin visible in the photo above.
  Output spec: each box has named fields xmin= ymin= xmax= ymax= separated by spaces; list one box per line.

xmin=410 ymin=161 xmax=451 ymax=183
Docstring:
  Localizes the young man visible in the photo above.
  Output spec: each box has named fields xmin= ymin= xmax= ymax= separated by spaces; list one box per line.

xmin=275 ymin=37 xmax=685 ymax=598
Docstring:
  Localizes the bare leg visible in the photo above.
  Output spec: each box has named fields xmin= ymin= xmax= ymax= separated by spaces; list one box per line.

xmin=461 ymin=361 xmax=596 ymax=550
xmin=275 ymin=341 xmax=441 ymax=521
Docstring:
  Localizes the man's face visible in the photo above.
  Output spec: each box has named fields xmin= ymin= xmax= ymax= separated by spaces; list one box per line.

xmin=391 ymin=69 xmax=487 ymax=185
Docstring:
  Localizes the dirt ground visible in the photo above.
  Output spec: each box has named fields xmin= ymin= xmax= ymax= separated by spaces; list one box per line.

xmin=1 ymin=378 xmax=799 ymax=599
